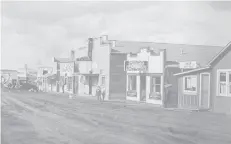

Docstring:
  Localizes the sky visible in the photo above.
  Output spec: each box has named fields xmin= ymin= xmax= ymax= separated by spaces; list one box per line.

xmin=1 ymin=1 xmax=231 ymax=70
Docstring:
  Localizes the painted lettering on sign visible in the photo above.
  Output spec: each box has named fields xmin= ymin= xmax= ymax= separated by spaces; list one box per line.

xmin=60 ymin=63 xmax=74 ymax=76
xmin=179 ymin=61 xmax=197 ymax=69
xmin=125 ymin=61 xmax=148 ymax=72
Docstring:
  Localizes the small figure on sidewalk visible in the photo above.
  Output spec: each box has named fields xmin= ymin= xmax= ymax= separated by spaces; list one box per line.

xmin=101 ymin=87 xmax=106 ymax=101
xmin=96 ymin=85 xmax=102 ymax=101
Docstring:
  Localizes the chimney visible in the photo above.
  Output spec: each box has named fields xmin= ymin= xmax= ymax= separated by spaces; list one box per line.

xmin=70 ymin=50 xmax=75 ymax=60
xmin=111 ymin=40 xmax=116 ymax=47
xmin=101 ymin=35 xmax=108 ymax=42
xmin=88 ymin=38 xmax=93 ymax=60
xmin=100 ymin=35 xmax=108 ymax=44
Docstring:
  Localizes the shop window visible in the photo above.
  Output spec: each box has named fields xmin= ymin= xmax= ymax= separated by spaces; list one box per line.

xmin=80 ymin=76 xmax=87 ymax=85
xmin=217 ymin=70 xmax=231 ymax=97
xmin=183 ymin=76 xmax=197 ymax=93
xmin=101 ymin=76 xmax=106 ymax=86
xmin=150 ymin=76 xmax=161 ymax=99
xmin=67 ymin=77 xmax=72 ymax=90
xmin=92 ymin=76 xmax=99 ymax=86
xmin=128 ymin=75 xmax=136 ymax=91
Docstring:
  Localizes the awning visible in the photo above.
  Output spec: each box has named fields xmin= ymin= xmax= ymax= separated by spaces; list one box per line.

xmin=174 ymin=67 xmax=211 ymax=76
xmin=80 ymin=73 xmax=99 ymax=76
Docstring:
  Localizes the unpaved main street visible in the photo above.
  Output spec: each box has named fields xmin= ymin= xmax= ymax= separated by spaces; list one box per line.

xmin=1 ymin=92 xmax=231 ymax=144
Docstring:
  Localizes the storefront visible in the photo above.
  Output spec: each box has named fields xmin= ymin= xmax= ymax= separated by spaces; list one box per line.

xmin=36 ymin=66 xmax=53 ymax=92
xmin=59 ymin=62 xmax=74 ymax=93
xmin=125 ymin=47 xmax=166 ymax=105
xmin=174 ymin=42 xmax=231 ymax=113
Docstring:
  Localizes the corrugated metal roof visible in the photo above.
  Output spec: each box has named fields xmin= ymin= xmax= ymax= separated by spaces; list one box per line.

xmin=112 ymin=41 xmax=223 ymax=67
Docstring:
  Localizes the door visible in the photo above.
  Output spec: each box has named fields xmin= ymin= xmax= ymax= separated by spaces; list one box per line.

xmin=200 ymin=73 xmax=210 ymax=109
xmin=140 ymin=75 xmax=146 ymax=101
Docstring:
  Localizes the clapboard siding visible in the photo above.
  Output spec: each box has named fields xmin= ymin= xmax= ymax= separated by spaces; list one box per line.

xmin=178 ymin=74 xmax=200 ymax=109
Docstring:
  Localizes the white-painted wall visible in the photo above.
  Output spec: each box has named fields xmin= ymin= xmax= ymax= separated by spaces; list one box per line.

xmin=126 ymin=50 xmax=164 ymax=74
xmin=126 ymin=49 xmax=165 ymax=105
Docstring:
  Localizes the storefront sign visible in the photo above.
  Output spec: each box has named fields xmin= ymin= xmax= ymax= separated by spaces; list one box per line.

xmin=125 ymin=61 xmax=148 ymax=72
xmin=127 ymin=90 xmax=137 ymax=97
xmin=60 ymin=63 xmax=74 ymax=76
xmin=179 ymin=61 xmax=197 ymax=69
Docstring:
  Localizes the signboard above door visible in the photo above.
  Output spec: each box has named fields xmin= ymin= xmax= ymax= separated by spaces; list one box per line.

xmin=179 ymin=61 xmax=197 ymax=69
xmin=124 ymin=61 xmax=148 ymax=72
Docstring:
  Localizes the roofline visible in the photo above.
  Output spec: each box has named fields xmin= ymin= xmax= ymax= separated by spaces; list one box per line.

xmin=207 ymin=41 xmax=231 ymax=66
xmin=115 ymin=40 xmax=223 ymax=48
xmin=174 ymin=66 xmax=211 ymax=76
xmin=53 ymin=57 xmax=74 ymax=63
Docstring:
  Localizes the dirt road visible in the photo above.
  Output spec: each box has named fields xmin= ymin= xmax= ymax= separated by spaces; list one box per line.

xmin=1 ymin=92 xmax=231 ymax=144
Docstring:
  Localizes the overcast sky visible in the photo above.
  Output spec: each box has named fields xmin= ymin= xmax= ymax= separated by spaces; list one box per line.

xmin=1 ymin=1 xmax=231 ymax=70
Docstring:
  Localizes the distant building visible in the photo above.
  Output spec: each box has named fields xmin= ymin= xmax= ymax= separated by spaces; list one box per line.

xmin=1 ymin=69 xmax=18 ymax=84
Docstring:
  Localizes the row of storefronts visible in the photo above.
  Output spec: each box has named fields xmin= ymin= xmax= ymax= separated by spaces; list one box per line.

xmin=52 ymin=35 xmax=231 ymax=114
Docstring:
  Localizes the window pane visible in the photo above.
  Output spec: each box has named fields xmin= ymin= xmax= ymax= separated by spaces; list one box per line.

xmin=220 ymin=72 xmax=226 ymax=82
xmin=102 ymin=77 xmax=105 ymax=85
xmin=229 ymin=72 xmax=231 ymax=83
xmin=155 ymin=77 xmax=161 ymax=85
xmin=229 ymin=72 xmax=231 ymax=95
xmin=220 ymin=83 xmax=226 ymax=94
xmin=128 ymin=76 xmax=136 ymax=90
xmin=155 ymin=85 xmax=161 ymax=93
xmin=92 ymin=76 xmax=99 ymax=86
xmin=132 ymin=76 xmax=136 ymax=90
xmin=184 ymin=76 xmax=197 ymax=92
xmin=150 ymin=76 xmax=162 ymax=99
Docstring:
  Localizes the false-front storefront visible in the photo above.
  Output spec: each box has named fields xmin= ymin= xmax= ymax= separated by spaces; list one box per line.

xmin=125 ymin=48 xmax=166 ymax=105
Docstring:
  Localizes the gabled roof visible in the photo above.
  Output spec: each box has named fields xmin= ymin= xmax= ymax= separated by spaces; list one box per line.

xmin=173 ymin=41 xmax=231 ymax=76
xmin=207 ymin=41 xmax=231 ymax=66
xmin=174 ymin=67 xmax=211 ymax=76
xmin=112 ymin=41 xmax=223 ymax=67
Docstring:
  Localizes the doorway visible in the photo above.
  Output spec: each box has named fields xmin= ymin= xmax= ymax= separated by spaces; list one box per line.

xmin=200 ymin=73 xmax=210 ymax=109
xmin=140 ymin=75 xmax=146 ymax=101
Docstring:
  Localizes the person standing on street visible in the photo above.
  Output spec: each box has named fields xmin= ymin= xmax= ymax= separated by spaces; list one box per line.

xmin=96 ymin=85 xmax=102 ymax=101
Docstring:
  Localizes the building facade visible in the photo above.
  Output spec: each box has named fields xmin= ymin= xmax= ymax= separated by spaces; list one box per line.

xmin=124 ymin=47 xmax=166 ymax=105
xmin=175 ymin=42 xmax=231 ymax=114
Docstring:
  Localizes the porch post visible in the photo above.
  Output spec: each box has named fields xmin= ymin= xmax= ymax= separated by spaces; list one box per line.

xmin=162 ymin=49 xmax=166 ymax=107
xmin=56 ymin=62 xmax=60 ymax=92
xmin=146 ymin=76 xmax=150 ymax=101
xmin=72 ymin=62 xmax=78 ymax=95
xmin=137 ymin=75 xmax=140 ymax=101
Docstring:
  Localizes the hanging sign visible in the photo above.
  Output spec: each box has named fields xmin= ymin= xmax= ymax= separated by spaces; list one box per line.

xmin=179 ymin=61 xmax=197 ymax=69
xmin=124 ymin=61 xmax=148 ymax=72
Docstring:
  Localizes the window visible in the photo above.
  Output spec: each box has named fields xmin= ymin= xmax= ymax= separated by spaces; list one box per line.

xmin=217 ymin=70 xmax=231 ymax=97
xmin=80 ymin=76 xmax=86 ymax=84
xmin=183 ymin=76 xmax=197 ymax=93
xmin=128 ymin=75 xmax=136 ymax=91
xmin=101 ymin=76 xmax=105 ymax=86
xmin=91 ymin=76 xmax=99 ymax=86
xmin=150 ymin=76 xmax=161 ymax=99
xmin=229 ymin=72 xmax=231 ymax=95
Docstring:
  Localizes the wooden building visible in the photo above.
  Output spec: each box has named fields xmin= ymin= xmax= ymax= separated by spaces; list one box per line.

xmin=53 ymin=36 xmax=127 ymax=100
xmin=174 ymin=42 xmax=231 ymax=114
